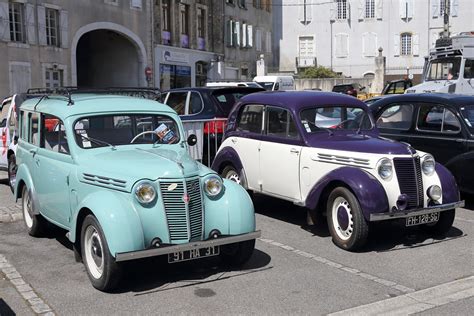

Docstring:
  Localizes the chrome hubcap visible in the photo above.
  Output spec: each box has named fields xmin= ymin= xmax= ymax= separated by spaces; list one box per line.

xmin=84 ymin=226 xmax=104 ymax=279
xmin=23 ymin=190 xmax=33 ymax=228
xmin=225 ymin=170 xmax=241 ymax=184
xmin=332 ymin=197 xmax=353 ymax=241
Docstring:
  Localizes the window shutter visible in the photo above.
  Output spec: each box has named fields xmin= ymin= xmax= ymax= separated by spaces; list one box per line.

xmin=266 ymin=31 xmax=271 ymax=53
xmin=37 ymin=6 xmax=47 ymax=46
xmin=26 ymin=4 xmax=36 ymax=44
xmin=247 ymin=24 xmax=253 ymax=47
xmin=399 ymin=0 xmax=406 ymax=19
xmin=299 ymin=0 xmax=312 ymax=24
xmin=347 ymin=1 xmax=351 ymax=21
xmin=431 ymin=0 xmax=439 ymax=17
xmin=60 ymin=10 xmax=68 ymax=48
xmin=413 ymin=33 xmax=419 ymax=56
xmin=362 ymin=32 xmax=368 ymax=56
xmin=0 ymin=2 xmax=10 ymax=42
xmin=242 ymin=23 xmax=247 ymax=47
xmin=342 ymin=33 xmax=348 ymax=57
xmin=226 ymin=20 xmax=233 ymax=46
xmin=394 ymin=34 xmax=400 ymax=56
xmin=131 ymin=0 xmax=142 ymax=9
xmin=451 ymin=0 xmax=459 ymax=17
xmin=376 ymin=0 xmax=383 ymax=19
xmin=329 ymin=2 xmax=336 ymax=21
xmin=235 ymin=21 xmax=240 ymax=47
xmin=358 ymin=0 xmax=364 ymax=19
xmin=407 ymin=0 xmax=414 ymax=18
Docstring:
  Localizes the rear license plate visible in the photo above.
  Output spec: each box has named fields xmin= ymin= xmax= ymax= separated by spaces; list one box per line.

xmin=406 ymin=212 xmax=439 ymax=227
xmin=168 ymin=246 xmax=220 ymax=263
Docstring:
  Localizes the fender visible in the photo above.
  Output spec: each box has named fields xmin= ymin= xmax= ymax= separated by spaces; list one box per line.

xmin=211 ymin=146 xmax=249 ymax=188
xmin=305 ymin=167 xmax=389 ymax=221
xmin=70 ymin=191 xmax=145 ymax=257
xmin=15 ymin=163 xmax=40 ymax=215
xmin=435 ymin=162 xmax=460 ymax=203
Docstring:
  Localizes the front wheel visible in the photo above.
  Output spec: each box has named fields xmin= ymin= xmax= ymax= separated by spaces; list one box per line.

xmin=81 ymin=215 xmax=121 ymax=292
xmin=7 ymin=155 xmax=17 ymax=193
xmin=221 ymin=239 xmax=255 ymax=267
xmin=221 ymin=165 xmax=241 ymax=185
xmin=421 ymin=209 xmax=455 ymax=236
xmin=21 ymin=186 xmax=47 ymax=237
xmin=327 ymin=187 xmax=368 ymax=251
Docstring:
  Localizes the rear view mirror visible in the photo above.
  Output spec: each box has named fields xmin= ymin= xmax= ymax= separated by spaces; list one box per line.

xmin=187 ymin=134 xmax=197 ymax=146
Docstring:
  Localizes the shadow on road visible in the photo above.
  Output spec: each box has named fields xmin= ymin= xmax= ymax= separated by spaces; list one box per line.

xmin=251 ymin=193 xmax=466 ymax=253
xmin=462 ymin=193 xmax=474 ymax=211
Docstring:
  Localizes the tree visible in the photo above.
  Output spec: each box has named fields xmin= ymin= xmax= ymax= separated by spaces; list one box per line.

xmin=300 ymin=66 xmax=339 ymax=78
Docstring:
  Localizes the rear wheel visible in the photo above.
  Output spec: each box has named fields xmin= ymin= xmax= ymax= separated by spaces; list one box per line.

xmin=327 ymin=187 xmax=368 ymax=251
xmin=421 ymin=209 xmax=455 ymax=236
xmin=81 ymin=215 xmax=121 ymax=292
xmin=21 ymin=186 xmax=47 ymax=237
xmin=221 ymin=239 xmax=255 ymax=267
xmin=7 ymin=154 xmax=17 ymax=193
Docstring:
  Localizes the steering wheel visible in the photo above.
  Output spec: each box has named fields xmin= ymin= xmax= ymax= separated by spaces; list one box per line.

xmin=130 ymin=131 xmax=158 ymax=143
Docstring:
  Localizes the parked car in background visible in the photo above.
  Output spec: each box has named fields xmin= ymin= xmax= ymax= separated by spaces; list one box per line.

xmin=212 ymin=91 xmax=464 ymax=251
xmin=332 ymin=83 xmax=365 ymax=98
xmin=369 ymin=93 xmax=474 ymax=194
xmin=381 ymin=78 xmax=413 ymax=95
xmin=14 ymin=89 xmax=260 ymax=291
xmin=205 ymin=82 xmax=263 ymax=88
xmin=161 ymin=86 xmax=264 ymax=165
xmin=253 ymin=75 xmax=295 ymax=91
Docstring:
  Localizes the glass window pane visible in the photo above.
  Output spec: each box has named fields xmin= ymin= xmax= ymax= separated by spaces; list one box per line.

xmin=377 ymin=104 xmax=414 ymax=130
xmin=237 ymin=104 xmax=263 ymax=133
xmin=417 ymin=104 xmax=443 ymax=132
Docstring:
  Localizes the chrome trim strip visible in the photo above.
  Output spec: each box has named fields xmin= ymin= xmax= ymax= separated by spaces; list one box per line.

xmin=115 ymin=231 xmax=262 ymax=262
xmin=369 ymin=201 xmax=465 ymax=221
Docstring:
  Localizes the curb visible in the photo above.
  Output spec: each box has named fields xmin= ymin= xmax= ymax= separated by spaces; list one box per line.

xmin=0 ymin=205 xmax=22 ymax=223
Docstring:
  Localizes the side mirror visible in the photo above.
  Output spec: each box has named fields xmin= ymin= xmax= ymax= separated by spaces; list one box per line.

xmin=187 ymin=134 xmax=197 ymax=146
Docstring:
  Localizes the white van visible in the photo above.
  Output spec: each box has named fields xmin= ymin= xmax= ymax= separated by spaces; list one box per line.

xmin=253 ymin=76 xmax=295 ymax=91
xmin=205 ymin=82 xmax=263 ymax=88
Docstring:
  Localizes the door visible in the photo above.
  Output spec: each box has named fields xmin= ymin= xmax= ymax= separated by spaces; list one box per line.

xmin=34 ymin=115 xmax=72 ymax=226
xmin=259 ymin=106 xmax=302 ymax=200
xmin=233 ymin=104 xmax=264 ymax=190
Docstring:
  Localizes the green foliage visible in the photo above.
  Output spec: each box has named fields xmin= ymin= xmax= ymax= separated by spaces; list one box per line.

xmin=300 ymin=66 xmax=339 ymax=78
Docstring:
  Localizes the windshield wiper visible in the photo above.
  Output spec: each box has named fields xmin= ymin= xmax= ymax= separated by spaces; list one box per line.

xmin=79 ymin=134 xmax=116 ymax=150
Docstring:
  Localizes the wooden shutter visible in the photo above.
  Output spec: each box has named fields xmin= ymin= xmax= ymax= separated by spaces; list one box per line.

xmin=242 ymin=23 xmax=247 ymax=47
xmin=376 ymin=0 xmax=383 ymax=19
xmin=26 ymin=4 xmax=36 ymax=44
xmin=358 ymin=0 xmax=364 ymax=20
xmin=235 ymin=21 xmax=240 ymax=47
xmin=413 ymin=33 xmax=419 ymax=56
xmin=37 ymin=6 xmax=47 ymax=46
xmin=247 ymin=24 xmax=253 ymax=48
xmin=0 ymin=2 xmax=10 ymax=42
xmin=431 ymin=0 xmax=439 ymax=17
xmin=60 ymin=10 xmax=68 ymax=48
xmin=394 ymin=34 xmax=400 ymax=56
xmin=451 ymin=0 xmax=459 ymax=17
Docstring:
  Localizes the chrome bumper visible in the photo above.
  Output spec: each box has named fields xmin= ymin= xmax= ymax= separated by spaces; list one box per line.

xmin=115 ymin=230 xmax=261 ymax=262
xmin=369 ymin=201 xmax=465 ymax=222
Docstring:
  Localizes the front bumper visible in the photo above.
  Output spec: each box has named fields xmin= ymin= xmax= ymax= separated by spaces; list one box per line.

xmin=369 ymin=201 xmax=465 ymax=222
xmin=115 ymin=230 xmax=261 ymax=262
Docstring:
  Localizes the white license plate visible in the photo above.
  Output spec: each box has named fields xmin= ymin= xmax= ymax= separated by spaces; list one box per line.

xmin=406 ymin=212 xmax=439 ymax=227
xmin=168 ymin=246 xmax=220 ymax=263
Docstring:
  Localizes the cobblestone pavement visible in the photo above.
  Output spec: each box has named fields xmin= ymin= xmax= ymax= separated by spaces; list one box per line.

xmin=0 ymin=171 xmax=22 ymax=223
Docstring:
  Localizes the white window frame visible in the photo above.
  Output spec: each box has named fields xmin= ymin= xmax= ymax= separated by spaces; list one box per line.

xmin=337 ymin=0 xmax=348 ymax=20
xmin=9 ymin=2 xmax=26 ymax=43
xmin=45 ymin=7 xmax=59 ymax=47
xmin=365 ymin=0 xmax=375 ymax=19
xmin=401 ymin=33 xmax=412 ymax=56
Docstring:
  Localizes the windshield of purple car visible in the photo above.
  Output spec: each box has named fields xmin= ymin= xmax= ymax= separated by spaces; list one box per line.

xmin=73 ymin=114 xmax=180 ymax=149
xmin=300 ymin=106 xmax=373 ymax=132
xmin=460 ymin=105 xmax=474 ymax=134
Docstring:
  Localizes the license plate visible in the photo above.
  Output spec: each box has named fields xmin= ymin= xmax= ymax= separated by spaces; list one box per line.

xmin=406 ymin=212 xmax=439 ymax=227
xmin=168 ymin=246 xmax=220 ymax=263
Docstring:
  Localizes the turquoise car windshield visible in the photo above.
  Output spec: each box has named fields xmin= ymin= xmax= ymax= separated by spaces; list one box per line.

xmin=74 ymin=114 xmax=180 ymax=149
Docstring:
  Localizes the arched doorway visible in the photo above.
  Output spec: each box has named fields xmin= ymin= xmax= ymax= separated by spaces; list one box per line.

xmin=71 ymin=23 xmax=147 ymax=88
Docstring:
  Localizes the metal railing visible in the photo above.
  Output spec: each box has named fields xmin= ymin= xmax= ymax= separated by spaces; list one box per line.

xmin=182 ymin=118 xmax=228 ymax=167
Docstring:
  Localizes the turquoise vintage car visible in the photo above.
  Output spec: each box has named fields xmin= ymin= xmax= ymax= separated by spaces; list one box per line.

xmin=14 ymin=90 xmax=260 ymax=291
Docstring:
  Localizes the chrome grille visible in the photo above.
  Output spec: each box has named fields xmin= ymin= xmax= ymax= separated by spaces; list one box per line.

xmin=393 ymin=157 xmax=424 ymax=209
xmin=159 ymin=178 xmax=203 ymax=242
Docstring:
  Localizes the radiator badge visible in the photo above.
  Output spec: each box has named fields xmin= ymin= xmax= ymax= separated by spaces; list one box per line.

xmin=167 ymin=183 xmax=178 ymax=191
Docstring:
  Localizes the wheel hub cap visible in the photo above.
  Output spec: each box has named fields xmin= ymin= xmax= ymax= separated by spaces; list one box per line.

xmin=332 ymin=197 xmax=354 ymax=241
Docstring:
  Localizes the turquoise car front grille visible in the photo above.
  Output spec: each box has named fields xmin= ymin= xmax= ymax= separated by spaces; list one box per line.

xmin=159 ymin=178 xmax=204 ymax=242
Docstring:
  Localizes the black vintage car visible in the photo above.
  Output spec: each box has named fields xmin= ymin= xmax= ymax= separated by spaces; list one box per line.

xmin=369 ymin=93 xmax=474 ymax=194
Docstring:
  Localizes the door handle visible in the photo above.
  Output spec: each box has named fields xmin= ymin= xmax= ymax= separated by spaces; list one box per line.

xmin=290 ymin=148 xmax=300 ymax=154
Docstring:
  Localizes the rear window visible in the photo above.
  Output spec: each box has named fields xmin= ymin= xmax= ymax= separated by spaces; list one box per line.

xmin=332 ymin=85 xmax=353 ymax=93
xmin=213 ymin=91 xmax=258 ymax=116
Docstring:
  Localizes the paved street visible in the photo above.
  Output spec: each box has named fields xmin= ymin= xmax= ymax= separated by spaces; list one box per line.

xmin=0 ymin=171 xmax=473 ymax=315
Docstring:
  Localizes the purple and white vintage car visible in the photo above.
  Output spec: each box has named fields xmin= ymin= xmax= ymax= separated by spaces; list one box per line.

xmin=211 ymin=91 xmax=465 ymax=251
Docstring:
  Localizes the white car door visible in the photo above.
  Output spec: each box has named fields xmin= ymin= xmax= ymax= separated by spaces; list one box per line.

xmin=259 ymin=106 xmax=302 ymax=200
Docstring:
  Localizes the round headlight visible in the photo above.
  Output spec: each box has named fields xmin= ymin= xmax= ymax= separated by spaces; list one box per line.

xmin=377 ymin=158 xmax=393 ymax=180
xmin=427 ymin=185 xmax=442 ymax=201
xmin=421 ymin=155 xmax=435 ymax=176
xmin=204 ymin=176 xmax=223 ymax=197
xmin=135 ymin=181 xmax=156 ymax=204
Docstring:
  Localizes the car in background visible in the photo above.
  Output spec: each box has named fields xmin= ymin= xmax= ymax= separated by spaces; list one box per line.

xmin=332 ymin=83 xmax=365 ymax=98
xmin=369 ymin=93 xmax=474 ymax=194
xmin=381 ymin=78 xmax=413 ymax=95
xmin=205 ymin=82 xmax=263 ymax=88
xmin=161 ymin=86 xmax=264 ymax=165
xmin=253 ymin=76 xmax=295 ymax=91
xmin=212 ymin=91 xmax=464 ymax=251
xmin=14 ymin=89 xmax=259 ymax=291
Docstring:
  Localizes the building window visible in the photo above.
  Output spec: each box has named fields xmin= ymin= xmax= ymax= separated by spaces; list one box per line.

xmin=162 ymin=0 xmax=170 ymax=31
xmin=45 ymin=68 xmax=63 ymax=88
xmin=130 ymin=0 xmax=142 ymax=9
xmin=254 ymin=0 xmax=262 ymax=9
xmin=9 ymin=2 xmax=26 ymax=43
xmin=45 ymin=8 xmax=60 ymax=47
xmin=226 ymin=0 xmax=235 ymax=5
xmin=337 ymin=0 xmax=348 ymax=20
xmin=401 ymin=33 xmax=412 ymax=55
xmin=365 ymin=0 xmax=375 ymax=18
xmin=238 ymin=0 xmax=246 ymax=8
xmin=179 ymin=4 xmax=189 ymax=48
xmin=299 ymin=36 xmax=314 ymax=58
xmin=197 ymin=7 xmax=206 ymax=50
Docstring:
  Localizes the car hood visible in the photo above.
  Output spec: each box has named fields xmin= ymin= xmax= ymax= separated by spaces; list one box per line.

xmin=406 ymin=81 xmax=455 ymax=94
xmin=77 ymin=147 xmax=209 ymax=191
xmin=305 ymin=132 xmax=415 ymax=155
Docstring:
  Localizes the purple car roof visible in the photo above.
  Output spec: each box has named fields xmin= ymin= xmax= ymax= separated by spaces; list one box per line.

xmin=239 ymin=91 xmax=369 ymax=112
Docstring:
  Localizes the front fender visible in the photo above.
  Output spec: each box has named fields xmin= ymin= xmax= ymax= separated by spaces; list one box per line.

xmin=70 ymin=191 xmax=145 ymax=257
xmin=15 ymin=164 xmax=40 ymax=215
xmin=203 ymin=179 xmax=256 ymax=236
xmin=435 ymin=162 xmax=460 ymax=203
xmin=305 ymin=167 xmax=389 ymax=221
xmin=211 ymin=146 xmax=248 ymax=188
